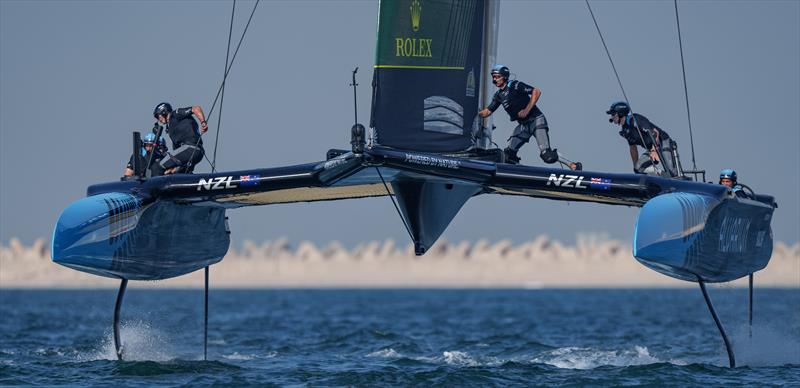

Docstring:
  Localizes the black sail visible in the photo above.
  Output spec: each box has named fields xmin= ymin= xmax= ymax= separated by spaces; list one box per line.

xmin=370 ymin=0 xmax=486 ymax=152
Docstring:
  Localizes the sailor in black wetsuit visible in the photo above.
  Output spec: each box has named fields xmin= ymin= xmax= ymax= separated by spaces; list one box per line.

xmin=123 ymin=133 xmax=166 ymax=178
xmin=153 ymin=102 xmax=209 ymax=174
xmin=606 ymin=101 xmax=679 ymax=177
xmin=479 ymin=65 xmax=580 ymax=170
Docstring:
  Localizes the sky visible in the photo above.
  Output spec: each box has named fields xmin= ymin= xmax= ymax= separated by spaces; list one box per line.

xmin=1 ymin=0 xmax=798 ymax=248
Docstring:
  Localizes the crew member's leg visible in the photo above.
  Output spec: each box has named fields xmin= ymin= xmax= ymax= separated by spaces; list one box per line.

xmin=505 ymin=115 xmax=555 ymax=164
xmin=531 ymin=124 xmax=557 ymax=164
xmin=635 ymin=152 xmax=659 ymax=175
xmin=149 ymin=161 xmax=166 ymax=177
xmin=160 ymin=145 xmax=204 ymax=173
xmin=504 ymin=122 xmax=532 ymax=164
xmin=184 ymin=148 xmax=204 ymax=173
xmin=530 ymin=116 xmax=581 ymax=170
xmin=659 ymin=141 xmax=679 ymax=177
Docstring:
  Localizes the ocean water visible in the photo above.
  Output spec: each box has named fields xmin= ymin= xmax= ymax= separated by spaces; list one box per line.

xmin=1 ymin=288 xmax=798 ymax=386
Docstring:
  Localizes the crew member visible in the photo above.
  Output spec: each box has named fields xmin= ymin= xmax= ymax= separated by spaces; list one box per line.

xmin=719 ymin=169 xmax=747 ymax=197
xmin=479 ymin=65 xmax=580 ymax=170
xmin=606 ymin=101 xmax=679 ymax=177
xmin=153 ymin=102 xmax=209 ymax=174
xmin=124 ymin=133 xmax=166 ymax=178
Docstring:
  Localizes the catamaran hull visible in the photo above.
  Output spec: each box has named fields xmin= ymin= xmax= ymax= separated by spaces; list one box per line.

xmin=52 ymin=192 xmax=229 ymax=280
xmin=634 ymin=192 xmax=774 ymax=283
xmin=50 ymin=146 xmax=776 ymax=283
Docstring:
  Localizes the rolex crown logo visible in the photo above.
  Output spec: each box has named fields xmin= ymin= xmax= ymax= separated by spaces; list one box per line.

xmin=410 ymin=0 xmax=421 ymax=32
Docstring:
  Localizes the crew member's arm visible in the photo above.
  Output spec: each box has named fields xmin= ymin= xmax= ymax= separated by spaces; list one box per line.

xmin=519 ymin=87 xmax=541 ymax=118
xmin=732 ymin=185 xmax=749 ymax=198
xmin=124 ymin=154 xmax=135 ymax=177
xmin=479 ymin=94 xmax=502 ymax=118
xmin=191 ymin=106 xmax=208 ymax=134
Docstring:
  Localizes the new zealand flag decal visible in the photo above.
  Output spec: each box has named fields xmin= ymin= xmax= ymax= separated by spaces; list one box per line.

xmin=590 ymin=177 xmax=611 ymax=190
xmin=239 ymin=175 xmax=260 ymax=186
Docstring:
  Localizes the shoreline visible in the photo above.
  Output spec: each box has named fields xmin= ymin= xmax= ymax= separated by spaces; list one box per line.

xmin=2 ymin=237 xmax=798 ymax=289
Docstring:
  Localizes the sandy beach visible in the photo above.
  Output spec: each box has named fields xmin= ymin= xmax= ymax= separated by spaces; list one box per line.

xmin=2 ymin=236 xmax=797 ymax=289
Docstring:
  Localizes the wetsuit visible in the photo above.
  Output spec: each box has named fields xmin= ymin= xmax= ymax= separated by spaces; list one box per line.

xmin=731 ymin=184 xmax=750 ymax=198
xmin=619 ymin=113 xmax=679 ymax=177
xmin=487 ymin=80 xmax=567 ymax=165
xmin=126 ymin=150 xmax=165 ymax=177
xmin=159 ymin=107 xmax=204 ymax=173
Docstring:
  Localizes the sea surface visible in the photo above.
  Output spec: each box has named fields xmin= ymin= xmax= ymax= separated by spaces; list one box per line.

xmin=1 ymin=288 xmax=798 ymax=387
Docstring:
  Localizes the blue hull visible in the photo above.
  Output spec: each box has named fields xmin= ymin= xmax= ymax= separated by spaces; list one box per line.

xmin=50 ymin=146 xmax=777 ymax=283
xmin=634 ymin=193 xmax=774 ymax=282
xmin=52 ymin=192 xmax=230 ymax=280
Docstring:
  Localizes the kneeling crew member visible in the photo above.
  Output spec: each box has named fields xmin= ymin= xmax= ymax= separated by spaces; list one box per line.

xmin=124 ymin=133 xmax=166 ymax=178
xmin=606 ymin=101 xmax=679 ymax=177
xmin=479 ymin=65 xmax=580 ymax=170
xmin=153 ymin=102 xmax=208 ymax=174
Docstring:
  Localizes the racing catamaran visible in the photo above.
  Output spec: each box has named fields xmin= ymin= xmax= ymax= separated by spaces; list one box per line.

xmin=52 ymin=0 xmax=776 ymax=367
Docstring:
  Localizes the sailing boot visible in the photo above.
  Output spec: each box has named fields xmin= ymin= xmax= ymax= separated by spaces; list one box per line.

xmin=503 ymin=148 xmax=520 ymax=164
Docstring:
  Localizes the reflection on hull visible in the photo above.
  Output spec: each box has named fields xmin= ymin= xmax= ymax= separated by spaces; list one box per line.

xmin=52 ymin=192 xmax=229 ymax=280
xmin=634 ymin=193 xmax=774 ymax=282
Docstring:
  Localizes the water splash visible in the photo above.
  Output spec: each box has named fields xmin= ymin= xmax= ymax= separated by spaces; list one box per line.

xmin=80 ymin=320 xmax=176 ymax=362
xmin=222 ymin=352 xmax=255 ymax=361
xmin=531 ymin=346 xmax=666 ymax=369
xmin=222 ymin=351 xmax=277 ymax=361
xmin=33 ymin=347 xmax=75 ymax=358
xmin=367 ymin=348 xmax=402 ymax=358
xmin=443 ymin=350 xmax=480 ymax=366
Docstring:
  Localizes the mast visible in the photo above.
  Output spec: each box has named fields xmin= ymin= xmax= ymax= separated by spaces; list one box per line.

xmin=477 ymin=0 xmax=499 ymax=150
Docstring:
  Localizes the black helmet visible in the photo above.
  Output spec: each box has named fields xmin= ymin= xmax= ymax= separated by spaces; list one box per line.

xmin=491 ymin=64 xmax=510 ymax=79
xmin=719 ymin=169 xmax=737 ymax=183
xmin=606 ymin=101 xmax=630 ymax=116
xmin=153 ymin=102 xmax=173 ymax=118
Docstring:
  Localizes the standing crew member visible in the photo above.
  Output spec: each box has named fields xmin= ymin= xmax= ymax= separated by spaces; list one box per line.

xmin=606 ymin=101 xmax=679 ymax=177
xmin=153 ymin=102 xmax=209 ymax=174
xmin=479 ymin=65 xmax=580 ymax=170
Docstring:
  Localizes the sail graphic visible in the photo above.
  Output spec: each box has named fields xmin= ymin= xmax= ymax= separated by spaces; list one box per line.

xmin=370 ymin=0 xmax=491 ymax=152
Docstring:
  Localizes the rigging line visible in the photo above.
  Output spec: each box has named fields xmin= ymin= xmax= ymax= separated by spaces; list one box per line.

xmin=375 ymin=167 xmax=415 ymax=242
xmin=585 ymin=0 xmax=629 ymax=104
xmin=212 ymin=0 xmax=237 ymax=173
xmin=674 ymin=0 xmax=697 ymax=170
xmin=205 ymin=0 xmax=260 ymax=123
xmin=187 ymin=0 xmax=259 ymax=172
xmin=585 ymin=0 xmax=668 ymax=176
